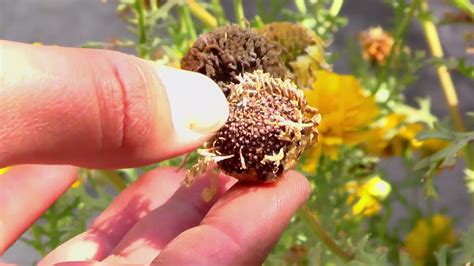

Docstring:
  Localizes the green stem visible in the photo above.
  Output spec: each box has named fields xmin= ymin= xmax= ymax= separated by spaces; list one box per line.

xmin=301 ymin=205 xmax=354 ymax=261
xmin=233 ymin=0 xmax=245 ymax=27
xmin=418 ymin=0 xmax=474 ymax=209
xmin=135 ymin=0 xmax=149 ymax=59
xmin=99 ymin=170 xmax=127 ymax=191
xmin=210 ymin=0 xmax=227 ymax=26
xmin=329 ymin=0 xmax=344 ymax=17
xmin=179 ymin=5 xmax=197 ymax=40
xmin=373 ymin=1 xmax=417 ymax=96
xmin=295 ymin=0 xmax=307 ymax=14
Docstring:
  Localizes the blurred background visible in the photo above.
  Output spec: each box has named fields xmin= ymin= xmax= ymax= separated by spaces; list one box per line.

xmin=1 ymin=0 xmax=473 ymax=264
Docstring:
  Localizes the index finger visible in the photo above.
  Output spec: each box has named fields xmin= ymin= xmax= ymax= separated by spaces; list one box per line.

xmin=0 ymin=41 xmax=228 ymax=168
xmin=153 ymin=171 xmax=311 ymax=265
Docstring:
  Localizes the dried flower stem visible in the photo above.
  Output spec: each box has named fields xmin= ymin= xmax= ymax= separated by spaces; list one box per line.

xmin=419 ymin=0 xmax=474 ymax=211
xmin=233 ymin=0 xmax=245 ymax=27
xmin=418 ymin=1 xmax=474 ymax=167
xmin=301 ymin=205 xmax=354 ymax=261
xmin=187 ymin=0 xmax=218 ymax=29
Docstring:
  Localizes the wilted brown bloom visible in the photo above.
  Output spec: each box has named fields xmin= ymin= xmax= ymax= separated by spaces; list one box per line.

xmin=258 ymin=22 xmax=329 ymax=89
xmin=359 ymin=27 xmax=395 ymax=65
xmin=258 ymin=22 xmax=326 ymax=66
xmin=186 ymin=70 xmax=320 ymax=183
xmin=181 ymin=25 xmax=287 ymax=94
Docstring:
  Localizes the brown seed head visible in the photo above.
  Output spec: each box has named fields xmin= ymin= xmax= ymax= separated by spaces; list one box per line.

xmin=258 ymin=22 xmax=325 ymax=67
xmin=181 ymin=25 xmax=287 ymax=95
xmin=187 ymin=70 xmax=320 ymax=183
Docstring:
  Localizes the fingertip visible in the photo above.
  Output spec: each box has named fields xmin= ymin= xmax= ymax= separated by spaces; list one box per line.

xmin=284 ymin=170 xmax=311 ymax=202
xmin=153 ymin=65 xmax=229 ymax=143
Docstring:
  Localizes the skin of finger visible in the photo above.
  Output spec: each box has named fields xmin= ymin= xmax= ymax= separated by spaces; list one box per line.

xmin=40 ymin=167 xmax=234 ymax=265
xmin=40 ymin=167 xmax=184 ymax=264
xmin=102 ymin=172 xmax=236 ymax=264
xmin=0 ymin=41 xmax=209 ymax=168
xmin=152 ymin=171 xmax=311 ymax=266
xmin=0 ymin=165 xmax=78 ymax=254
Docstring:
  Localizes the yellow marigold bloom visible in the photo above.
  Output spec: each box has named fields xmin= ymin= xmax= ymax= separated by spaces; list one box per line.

xmin=404 ymin=214 xmax=457 ymax=266
xmin=345 ymin=176 xmax=391 ymax=217
xmin=364 ymin=113 xmax=448 ymax=157
xmin=301 ymin=71 xmax=380 ymax=172
xmin=0 ymin=167 xmax=11 ymax=175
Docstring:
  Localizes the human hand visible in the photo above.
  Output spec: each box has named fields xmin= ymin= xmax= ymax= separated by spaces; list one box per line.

xmin=0 ymin=41 xmax=310 ymax=265
xmin=35 ymin=168 xmax=309 ymax=265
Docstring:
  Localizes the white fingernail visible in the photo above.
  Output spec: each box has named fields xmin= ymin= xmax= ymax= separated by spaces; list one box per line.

xmin=155 ymin=65 xmax=229 ymax=138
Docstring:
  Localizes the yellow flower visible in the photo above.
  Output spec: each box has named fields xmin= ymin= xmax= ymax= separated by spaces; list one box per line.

xmin=364 ymin=113 xmax=448 ymax=157
xmin=0 ymin=167 xmax=11 ymax=175
xmin=345 ymin=176 xmax=391 ymax=217
xmin=404 ymin=214 xmax=457 ymax=266
xmin=301 ymin=71 xmax=380 ymax=172
xmin=70 ymin=180 xmax=82 ymax=189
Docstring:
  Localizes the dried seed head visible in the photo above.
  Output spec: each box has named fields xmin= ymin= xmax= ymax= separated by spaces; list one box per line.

xmin=258 ymin=22 xmax=325 ymax=67
xmin=181 ymin=25 xmax=287 ymax=95
xmin=359 ymin=27 xmax=395 ymax=65
xmin=187 ymin=70 xmax=320 ymax=183
xmin=258 ymin=22 xmax=330 ymax=90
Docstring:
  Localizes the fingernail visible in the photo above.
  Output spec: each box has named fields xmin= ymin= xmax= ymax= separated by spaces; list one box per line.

xmin=155 ymin=65 xmax=229 ymax=136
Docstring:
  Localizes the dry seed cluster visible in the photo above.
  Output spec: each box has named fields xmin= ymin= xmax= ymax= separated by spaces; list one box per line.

xmin=181 ymin=25 xmax=287 ymax=95
xmin=182 ymin=25 xmax=320 ymax=183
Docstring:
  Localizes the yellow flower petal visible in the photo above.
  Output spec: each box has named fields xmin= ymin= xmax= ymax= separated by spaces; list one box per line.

xmin=70 ymin=180 xmax=82 ymax=189
xmin=404 ymin=214 xmax=457 ymax=265
xmin=0 ymin=167 xmax=11 ymax=175
xmin=301 ymin=71 xmax=380 ymax=169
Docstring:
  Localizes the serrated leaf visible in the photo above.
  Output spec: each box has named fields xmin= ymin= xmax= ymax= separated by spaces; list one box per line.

xmin=414 ymin=139 xmax=469 ymax=170
xmin=416 ymin=130 xmax=453 ymax=141
xmin=435 ymin=245 xmax=449 ymax=266
xmin=454 ymin=224 xmax=474 ymax=264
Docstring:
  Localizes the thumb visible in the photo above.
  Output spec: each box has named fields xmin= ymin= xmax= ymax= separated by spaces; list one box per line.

xmin=0 ymin=41 xmax=228 ymax=168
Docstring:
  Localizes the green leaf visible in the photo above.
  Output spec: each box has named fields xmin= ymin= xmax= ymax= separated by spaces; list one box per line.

xmin=454 ymin=224 xmax=474 ymax=264
xmin=435 ymin=245 xmax=449 ymax=266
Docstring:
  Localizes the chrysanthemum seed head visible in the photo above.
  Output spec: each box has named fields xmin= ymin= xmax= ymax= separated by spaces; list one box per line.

xmin=188 ymin=70 xmax=320 ymax=183
xmin=181 ymin=25 xmax=287 ymax=95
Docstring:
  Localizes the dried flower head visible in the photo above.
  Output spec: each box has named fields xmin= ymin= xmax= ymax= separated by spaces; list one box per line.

xmin=181 ymin=25 xmax=287 ymax=94
xmin=258 ymin=22 xmax=326 ymax=67
xmin=359 ymin=27 xmax=395 ymax=65
xmin=186 ymin=70 xmax=320 ymax=183
xmin=257 ymin=22 xmax=330 ymax=90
